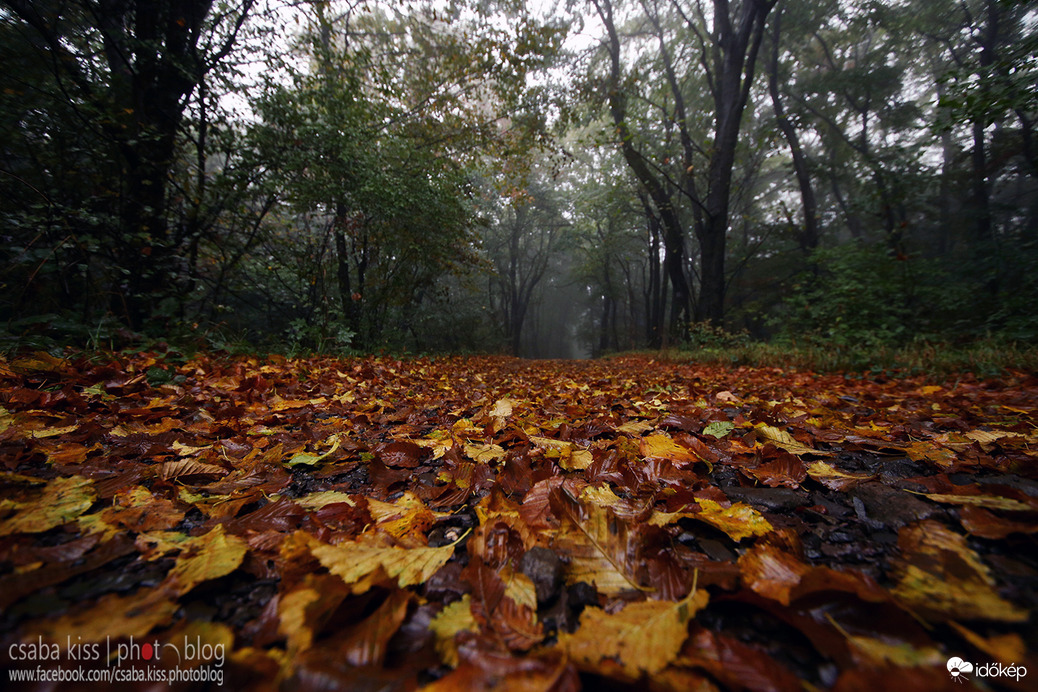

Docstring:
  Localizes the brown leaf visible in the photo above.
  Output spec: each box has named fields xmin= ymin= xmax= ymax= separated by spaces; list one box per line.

xmin=466 ymin=561 xmax=544 ymax=652
xmin=341 ymin=588 xmax=412 ymax=666
xmin=27 ymin=587 xmax=177 ymax=644
xmin=679 ymin=626 xmax=803 ymax=692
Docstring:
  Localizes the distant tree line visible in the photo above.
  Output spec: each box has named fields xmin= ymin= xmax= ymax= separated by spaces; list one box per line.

xmin=1 ymin=0 xmax=1035 ymax=356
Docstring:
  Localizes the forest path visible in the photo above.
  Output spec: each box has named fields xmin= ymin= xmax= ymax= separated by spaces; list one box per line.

xmin=1 ymin=351 xmax=1035 ymax=689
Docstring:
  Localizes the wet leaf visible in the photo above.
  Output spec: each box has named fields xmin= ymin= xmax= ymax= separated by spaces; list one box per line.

xmin=640 ymin=433 xmax=700 ymax=466
xmin=0 ymin=475 xmax=96 ymax=536
xmin=891 ymin=520 xmax=1027 ymax=622
xmin=1 ymin=351 xmax=1035 ymax=689
xmin=559 ymin=588 xmax=709 ymax=677
xmin=554 ymin=501 xmax=649 ymax=594
xmin=430 ymin=595 xmax=479 ymax=667
xmin=166 ymin=524 xmax=249 ymax=595
xmin=28 ymin=588 xmax=178 ymax=644
xmin=307 ymin=533 xmax=460 ymax=593
xmin=754 ymin=423 xmax=831 ymax=456
xmin=702 ymin=421 xmax=735 ymax=438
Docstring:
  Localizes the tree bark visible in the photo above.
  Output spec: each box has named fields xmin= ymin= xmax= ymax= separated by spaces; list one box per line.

xmin=693 ymin=0 xmax=777 ymax=326
xmin=766 ymin=7 xmax=818 ymax=254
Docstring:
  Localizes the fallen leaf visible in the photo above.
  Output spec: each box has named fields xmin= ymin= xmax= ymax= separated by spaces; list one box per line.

xmin=805 ymin=461 xmax=875 ymax=490
xmin=754 ymin=423 xmax=831 ymax=456
xmin=891 ymin=520 xmax=1026 ymax=622
xmin=429 ymin=595 xmax=479 ymax=667
xmin=553 ymin=500 xmax=649 ymax=594
xmin=27 ymin=587 xmax=177 ymax=644
xmin=559 ymin=588 xmax=708 ymax=677
xmin=165 ymin=524 xmax=249 ymax=595
xmin=702 ymin=421 xmax=735 ymax=438
xmin=307 ymin=533 xmax=460 ymax=593
xmin=640 ymin=433 xmax=700 ymax=466
xmin=0 ymin=475 xmax=96 ymax=536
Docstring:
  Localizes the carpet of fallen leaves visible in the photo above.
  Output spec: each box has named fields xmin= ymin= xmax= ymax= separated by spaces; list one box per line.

xmin=1 ymin=350 xmax=1036 ymax=691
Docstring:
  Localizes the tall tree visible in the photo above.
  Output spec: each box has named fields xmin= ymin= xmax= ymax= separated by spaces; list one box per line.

xmin=2 ymin=0 xmax=257 ymax=329
xmin=590 ymin=0 xmax=777 ymax=331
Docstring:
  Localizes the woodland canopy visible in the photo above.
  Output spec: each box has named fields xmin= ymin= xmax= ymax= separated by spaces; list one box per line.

xmin=1 ymin=0 xmax=1036 ymax=356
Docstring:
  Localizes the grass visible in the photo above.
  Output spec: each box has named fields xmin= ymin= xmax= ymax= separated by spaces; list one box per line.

xmin=657 ymin=338 xmax=1038 ymax=378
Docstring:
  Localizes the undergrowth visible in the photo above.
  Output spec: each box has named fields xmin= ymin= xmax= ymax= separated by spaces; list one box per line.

xmin=663 ymin=336 xmax=1038 ymax=378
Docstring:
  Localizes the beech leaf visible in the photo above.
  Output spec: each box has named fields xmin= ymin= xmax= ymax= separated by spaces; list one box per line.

xmin=559 ymin=588 xmax=709 ymax=677
xmin=307 ymin=533 xmax=461 ymax=593
xmin=554 ymin=501 xmax=650 ymax=594
xmin=0 ymin=475 xmax=96 ymax=536
xmin=166 ymin=524 xmax=249 ymax=595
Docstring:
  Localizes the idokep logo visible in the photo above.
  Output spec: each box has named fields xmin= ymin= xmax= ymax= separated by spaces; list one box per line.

xmin=946 ymin=657 xmax=973 ymax=682
xmin=947 ymin=656 xmax=1027 ymax=683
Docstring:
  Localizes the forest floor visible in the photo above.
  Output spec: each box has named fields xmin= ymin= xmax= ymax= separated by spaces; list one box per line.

xmin=0 ymin=350 xmax=1036 ymax=691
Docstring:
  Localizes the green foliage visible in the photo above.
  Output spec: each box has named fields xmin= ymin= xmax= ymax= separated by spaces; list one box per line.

xmin=777 ymin=244 xmax=919 ymax=348
xmin=685 ymin=323 xmax=752 ymax=350
xmin=285 ymin=315 xmax=355 ymax=358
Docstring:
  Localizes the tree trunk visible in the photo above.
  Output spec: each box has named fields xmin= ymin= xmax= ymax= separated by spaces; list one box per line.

xmin=767 ymin=8 xmax=818 ymax=254
xmin=693 ymin=0 xmax=777 ymax=326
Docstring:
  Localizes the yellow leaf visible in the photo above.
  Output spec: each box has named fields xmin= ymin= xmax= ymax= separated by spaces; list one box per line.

xmin=559 ymin=588 xmax=709 ymax=677
xmin=429 ymin=595 xmax=478 ymax=667
xmin=307 ymin=534 xmax=459 ymax=594
xmin=805 ymin=461 xmax=874 ymax=490
xmin=490 ymin=398 xmax=515 ymax=417
xmin=464 ymin=442 xmax=506 ymax=464
xmin=555 ymin=502 xmax=649 ymax=594
xmin=903 ymin=440 xmax=957 ymax=467
xmin=101 ymin=485 xmax=185 ymax=531
xmin=0 ymin=475 xmax=96 ymax=536
xmin=640 ymin=434 xmax=699 ymax=466
xmin=755 ymin=424 xmax=831 ymax=456
xmin=413 ymin=431 xmax=453 ymax=459
xmin=366 ymin=491 xmax=437 ymax=539
xmin=947 ymin=622 xmax=1027 ymax=666
xmin=564 ymin=448 xmax=594 ymax=470
xmin=581 ymin=484 xmax=625 ymax=508
xmin=502 ymin=567 xmax=539 ymax=612
xmin=616 ymin=420 xmax=653 ymax=435
xmin=166 ymin=524 xmax=248 ymax=595
xmin=688 ymin=499 xmax=772 ymax=542
xmin=279 ymin=587 xmax=320 ymax=654
xmin=10 ymin=351 xmax=65 ymax=373
xmin=294 ymin=490 xmax=356 ymax=510
xmin=891 ymin=521 xmax=1026 ymax=622
xmin=28 ymin=423 xmax=79 ymax=439
xmin=172 ymin=440 xmax=212 ymax=456
xmin=914 ymin=492 xmax=1033 ymax=511
xmin=846 ymin=634 xmax=944 ymax=668
xmin=528 ymin=435 xmax=571 ymax=451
